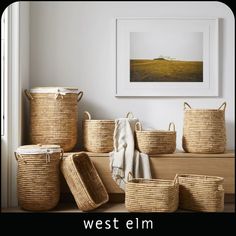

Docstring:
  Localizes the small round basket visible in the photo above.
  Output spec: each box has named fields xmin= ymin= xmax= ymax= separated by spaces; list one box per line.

xmin=135 ymin=122 xmax=176 ymax=154
xmin=182 ymin=102 xmax=226 ymax=153
xmin=15 ymin=144 xmax=63 ymax=211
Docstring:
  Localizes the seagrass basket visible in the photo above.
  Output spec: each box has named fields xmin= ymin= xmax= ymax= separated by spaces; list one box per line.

xmin=15 ymin=145 xmax=63 ymax=211
xmin=178 ymin=174 xmax=224 ymax=212
xmin=60 ymin=152 xmax=109 ymax=211
xmin=182 ymin=102 xmax=226 ymax=153
xmin=83 ymin=111 xmax=115 ymax=153
xmin=25 ymin=87 xmax=83 ymax=152
xmin=135 ymin=122 xmax=176 ymax=154
xmin=125 ymin=173 xmax=179 ymax=212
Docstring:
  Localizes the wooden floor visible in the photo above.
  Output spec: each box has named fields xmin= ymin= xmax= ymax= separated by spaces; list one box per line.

xmin=2 ymin=202 xmax=235 ymax=213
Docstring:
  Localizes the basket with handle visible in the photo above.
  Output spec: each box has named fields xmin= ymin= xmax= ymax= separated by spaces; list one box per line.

xmin=125 ymin=173 xmax=179 ymax=212
xmin=182 ymin=102 xmax=226 ymax=153
xmin=15 ymin=144 xmax=63 ymax=211
xmin=25 ymin=87 xmax=83 ymax=152
xmin=60 ymin=152 xmax=109 ymax=211
xmin=178 ymin=174 xmax=224 ymax=212
xmin=135 ymin=122 xmax=176 ymax=154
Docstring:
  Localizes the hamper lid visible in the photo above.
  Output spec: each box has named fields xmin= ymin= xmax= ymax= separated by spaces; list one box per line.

xmin=30 ymin=87 xmax=79 ymax=94
xmin=16 ymin=144 xmax=62 ymax=155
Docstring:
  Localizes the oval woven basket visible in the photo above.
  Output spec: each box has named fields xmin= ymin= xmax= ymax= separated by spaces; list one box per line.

xmin=25 ymin=87 xmax=83 ymax=152
xmin=15 ymin=145 xmax=63 ymax=211
xmin=135 ymin=122 xmax=176 ymax=154
xmin=60 ymin=152 xmax=109 ymax=211
xmin=83 ymin=111 xmax=115 ymax=153
xmin=182 ymin=102 xmax=226 ymax=154
xmin=178 ymin=174 xmax=224 ymax=212
xmin=125 ymin=173 xmax=179 ymax=212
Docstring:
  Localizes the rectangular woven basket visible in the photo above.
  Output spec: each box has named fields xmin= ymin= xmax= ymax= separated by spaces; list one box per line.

xmin=178 ymin=174 xmax=224 ymax=212
xmin=60 ymin=152 xmax=109 ymax=211
xmin=125 ymin=173 xmax=179 ymax=212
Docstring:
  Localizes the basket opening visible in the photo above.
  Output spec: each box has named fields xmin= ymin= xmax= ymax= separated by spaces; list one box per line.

xmin=130 ymin=178 xmax=175 ymax=185
xmin=73 ymin=154 xmax=107 ymax=204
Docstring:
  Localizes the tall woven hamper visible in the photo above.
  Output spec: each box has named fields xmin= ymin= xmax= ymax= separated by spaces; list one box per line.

xmin=182 ymin=102 xmax=226 ymax=153
xmin=25 ymin=87 xmax=83 ymax=152
xmin=60 ymin=152 xmax=109 ymax=211
xmin=125 ymin=173 xmax=179 ymax=212
xmin=15 ymin=145 xmax=63 ymax=211
xmin=178 ymin=174 xmax=224 ymax=212
xmin=135 ymin=122 xmax=176 ymax=154
xmin=83 ymin=111 xmax=115 ymax=153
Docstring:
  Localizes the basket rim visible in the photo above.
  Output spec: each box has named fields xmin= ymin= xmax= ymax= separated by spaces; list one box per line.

xmin=135 ymin=130 xmax=176 ymax=134
xmin=127 ymin=178 xmax=177 ymax=186
xmin=184 ymin=109 xmax=225 ymax=112
xmin=83 ymin=120 xmax=115 ymax=123
xmin=177 ymin=174 xmax=224 ymax=182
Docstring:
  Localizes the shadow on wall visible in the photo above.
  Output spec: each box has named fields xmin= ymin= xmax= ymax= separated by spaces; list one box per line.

xmin=226 ymin=121 xmax=235 ymax=150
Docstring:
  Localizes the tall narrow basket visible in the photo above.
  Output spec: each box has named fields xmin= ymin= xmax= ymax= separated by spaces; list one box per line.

xmin=15 ymin=145 xmax=63 ymax=211
xmin=182 ymin=102 xmax=226 ymax=153
xmin=125 ymin=173 xmax=179 ymax=212
xmin=25 ymin=87 xmax=83 ymax=152
xmin=135 ymin=122 xmax=176 ymax=154
xmin=178 ymin=174 xmax=224 ymax=212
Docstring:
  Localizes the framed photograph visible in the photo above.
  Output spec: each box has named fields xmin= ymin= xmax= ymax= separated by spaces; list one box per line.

xmin=115 ymin=18 xmax=219 ymax=97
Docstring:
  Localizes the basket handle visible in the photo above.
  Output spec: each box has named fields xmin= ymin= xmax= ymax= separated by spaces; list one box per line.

xmin=24 ymin=89 xmax=33 ymax=101
xmin=126 ymin=112 xmax=134 ymax=119
xmin=83 ymin=111 xmax=91 ymax=120
xmin=184 ymin=102 xmax=191 ymax=110
xmin=218 ymin=102 xmax=226 ymax=111
xmin=168 ymin=122 xmax=175 ymax=132
xmin=14 ymin=152 xmax=27 ymax=164
xmin=77 ymin=91 xmax=83 ymax=102
xmin=60 ymin=149 xmax=64 ymax=159
xmin=173 ymin=174 xmax=179 ymax=184
xmin=135 ymin=122 xmax=142 ymax=131
xmin=14 ymin=152 xmax=19 ymax=161
xmin=128 ymin=172 xmax=133 ymax=181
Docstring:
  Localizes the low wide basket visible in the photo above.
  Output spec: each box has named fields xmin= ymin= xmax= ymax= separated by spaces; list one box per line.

xmin=60 ymin=152 xmax=109 ymax=211
xmin=125 ymin=173 xmax=179 ymax=212
xmin=178 ymin=174 xmax=224 ymax=212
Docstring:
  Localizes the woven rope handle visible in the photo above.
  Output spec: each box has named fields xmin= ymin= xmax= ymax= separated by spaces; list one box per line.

xmin=168 ymin=122 xmax=175 ymax=132
xmin=128 ymin=172 xmax=133 ymax=182
xmin=14 ymin=152 xmax=27 ymax=164
xmin=83 ymin=111 xmax=91 ymax=120
xmin=184 ymin=102 xmax=191 ymax=110
xmin=77 ymin=91 xmax=83 ymax=102
xmin=173 ymin=174 xmax=179 ymax=185
xmin=126 ymin=112 xmax=134 ymax=118
xmin=14 ymin=152 xmax=19 ymax=161
xmin=135 ymin=122 xmax=142 ymax=131
xmin=60 ymin=149 xmax=64 ymax=159
xmin=218 ymin=102 xmax=226 ymax=111
xmin=24 ymin=89 xmax=33 ymax=100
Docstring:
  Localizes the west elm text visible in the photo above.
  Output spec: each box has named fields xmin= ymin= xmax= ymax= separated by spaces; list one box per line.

xmin=83 ymin=218 xmax=154 ymax=230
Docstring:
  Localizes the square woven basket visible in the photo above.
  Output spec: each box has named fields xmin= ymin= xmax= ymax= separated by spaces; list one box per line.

xmin=60 ymin=152 xmax=109 ymax=211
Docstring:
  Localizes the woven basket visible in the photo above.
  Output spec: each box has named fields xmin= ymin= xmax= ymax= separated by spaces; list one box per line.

xmin=15 ymin=145 xmax=63 ymax=211
xmin=60 ymin=152 xmax=109 ymax=211
xmin=135 ymin=122 xmax=176 ymax=154
xmin=25 ymin=87 xmax=83 ymax=152
xmin=125 ymin=173 xmax=179 ymax=212
xmin=83 ymin=111 xmax=115 ymax=153
xmin=182 ymin=102 xmax=226 ymax=153
xmin=178 ymin=174 xmax=224 ymax=212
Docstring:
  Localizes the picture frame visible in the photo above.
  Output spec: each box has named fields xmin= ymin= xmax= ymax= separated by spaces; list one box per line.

xmin=115 ymin=17 xmax=219 ymax=97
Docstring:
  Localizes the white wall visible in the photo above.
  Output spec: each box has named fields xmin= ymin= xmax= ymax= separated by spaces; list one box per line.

xmin=29 ymin=1 xmax=235 ymax=150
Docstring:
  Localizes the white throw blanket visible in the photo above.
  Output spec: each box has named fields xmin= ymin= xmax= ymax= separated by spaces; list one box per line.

xmin=109 ymin=117 xmax=152 ymax=190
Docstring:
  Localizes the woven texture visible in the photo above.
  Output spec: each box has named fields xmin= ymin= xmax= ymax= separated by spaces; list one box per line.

xmin=60 ymin=152 xmax=109 ymax=211
xmin=135 ymin=122 xmax=176 ymax=154
xmin=25 ymin=89 xmax=83 ymax=152
xmin=15 ymin=151 xmax=61 ymax=211
xmin=83 ymin=111 xmax=115 ymax=153
xmin=182 ymin=102 xmax=226 ymax=154
xmin=125 ymin=174 xmax=179 ymax=212
xmin=178 ymin=174 xmax=224 ymax=212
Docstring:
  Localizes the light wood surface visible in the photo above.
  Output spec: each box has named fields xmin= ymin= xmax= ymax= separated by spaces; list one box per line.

xmin=62 ymin=151 xmax=235 ymax=202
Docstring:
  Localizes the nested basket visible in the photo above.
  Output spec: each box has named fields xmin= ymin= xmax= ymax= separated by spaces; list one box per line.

xmin=60 ymin=152 xmax=109 ymax=211
xmin=15 ymin=144 xmax=63 ymax=211
xmin=25 ymin=87 xmax=83 ymax=152
xmin=182 ymin=102 xmax=226 ymax=154
xmin=125 ymin=173 xmax=179 ymax=212
xmin=178 ymin=174 xmax=224 ymax=212
xmin=83 ymin=111 xmax=115 ymax=153
xmin=135 ymin=122 xmax=176 ymax=154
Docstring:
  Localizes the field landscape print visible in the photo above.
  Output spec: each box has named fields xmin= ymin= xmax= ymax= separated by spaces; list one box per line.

xmin=130 ymin=32 xmax=203 ymax=82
